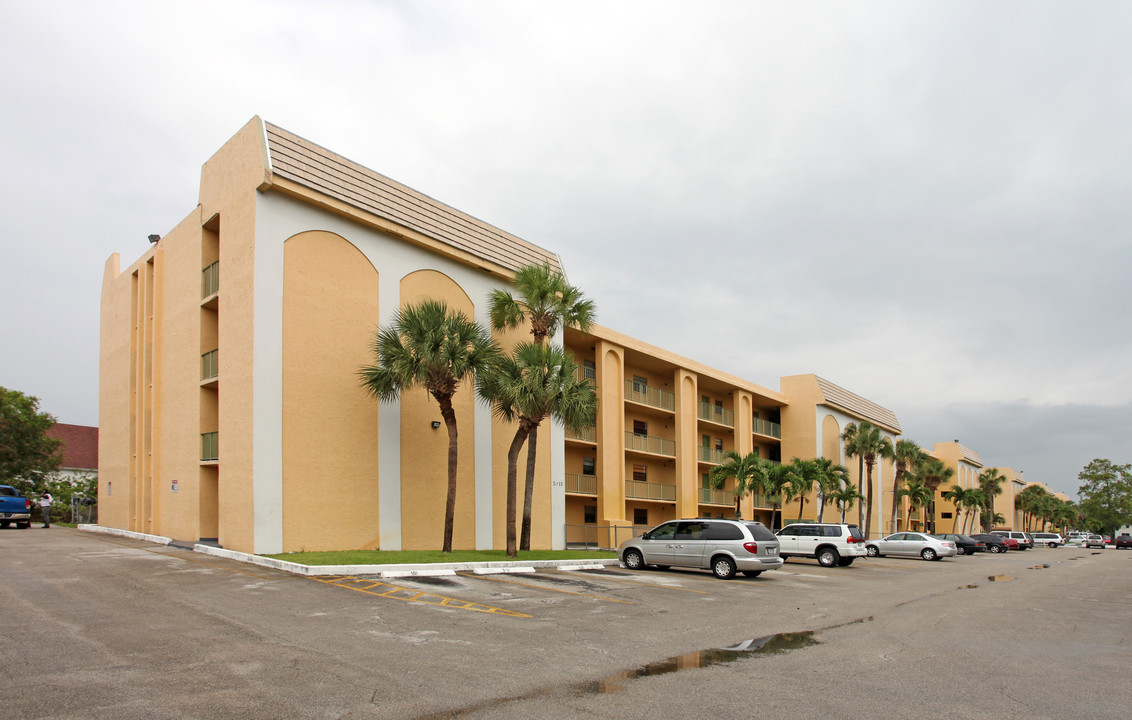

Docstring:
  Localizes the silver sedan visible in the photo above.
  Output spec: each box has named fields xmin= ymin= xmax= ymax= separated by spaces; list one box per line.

xmin=865 ymin=532 xmax=958 ymax=561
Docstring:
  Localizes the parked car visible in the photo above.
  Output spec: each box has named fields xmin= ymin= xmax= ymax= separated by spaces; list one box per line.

xmin=775 ymin=522 xmax=868 ymax=567
xmin=864 ymin=532 xmax=958 ymax=561
xmin=932 ymin=533 xmax=986 ymax=555
xmin=970 ymin=533 xmax=1009 ymax=553
xmin=1085 ymin=534 xmax=1106 ymax=549
xmin=1114 ymin=534 xmax=1132 ymax=549
xmin=0 ymin=485 xmax=32 ymax=529
xmin=619 ymin=518 xmax=784 ymax=579
xmin=1030 ymin=532 xmax=1064 ymax=548
xmin=1104 ymin=535 xmax=1112 ymax=544
xmin=991 ymin=530 xmax=1034 ymax=550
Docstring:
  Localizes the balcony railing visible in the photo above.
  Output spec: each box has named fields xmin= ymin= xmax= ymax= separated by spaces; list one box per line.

xmin=698 ymin=446 xmax=724 ymax=464
xmin=625 ymin=480 xmax=676 ymax=502
xmin=566 ymin=426 xmax=597 ymax=443
xmin=698 ymin=402 xmax=734 ymax=427
xmin=625 ymin=381 xmax=675 ymax=411
xmin=201 ymin=349 xmax=218 ymax=381
xmin=202 ymin=262 xmax=219 ymax=299
xmin=754 ymin=418 xmax=782 ymax=438
xmin=574 ymin=366 xmax=596 ymax=384
xmin=201 ymin=432 xmax=218 ymax=462
xmin=566 ymin=473 xmax=598 ymax=494
xmin=699 ymin=487 xmax=735 ymax=506
xmin=625 ymin=432 xmax=676 ymax=457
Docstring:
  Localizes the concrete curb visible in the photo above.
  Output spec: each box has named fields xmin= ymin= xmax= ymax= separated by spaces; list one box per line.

xmin=78 ymin=524 xmax=621 ymax=577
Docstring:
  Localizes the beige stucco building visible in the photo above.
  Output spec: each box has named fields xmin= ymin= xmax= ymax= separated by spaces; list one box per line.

xmin=101 ymin=117 xmax=1043 ymax=554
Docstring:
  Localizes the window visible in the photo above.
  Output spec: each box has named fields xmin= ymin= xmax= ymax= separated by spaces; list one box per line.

xmin=942 ymin=512 xmax=953 ymax=519
xmin=703 ymin=522 xmax=743 ymax=541
xmin=633 ymin=465 xmax=647 ymax=483
xmin=584 ymin=505 xmax=596 ymax=524
xmin=634 ymin=508 xmax=649 ymax=526
xmin=633 ymin=375 xmax=648 ymax=393
xmin=633 ymin=420 xmax=648 ymax=436
xmin=795 ymin=525 xmax=820 ymax=537
xmin=821 ymin=526 xmax=844 ymax=537
xmin=701 ymin=472 xmax=711 ymax=488
xmin=675 ymin=521 xmax=709 ymax=540
xmin=582 ymin=457 xmax=595 ymax=476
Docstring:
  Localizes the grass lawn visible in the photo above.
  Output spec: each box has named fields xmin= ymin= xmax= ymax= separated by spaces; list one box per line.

xmin=261 ymin=549 xmax=619 ymax=566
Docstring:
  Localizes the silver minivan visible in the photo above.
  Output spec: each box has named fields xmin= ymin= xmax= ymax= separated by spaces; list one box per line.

xmin=619 ymin=518 xmax=784 ymax=579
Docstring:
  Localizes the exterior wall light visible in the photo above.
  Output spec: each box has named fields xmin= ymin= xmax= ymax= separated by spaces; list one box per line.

xmin=431 ymin=421 xmax=441 ymax=429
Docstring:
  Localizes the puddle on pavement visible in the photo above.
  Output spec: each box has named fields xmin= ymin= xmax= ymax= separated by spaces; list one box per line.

xmin=1028 ymin=564 xmax=1051 ymax=570
xmin=987 ymin=575 xmax=1014 ymax=582
xmin=961 ymin=584 xmax=979 ymax=589
xmin=585 ymin=631 xmax=819 ymax=693
xmin=405 ymin=576 xmax=461 ymax=587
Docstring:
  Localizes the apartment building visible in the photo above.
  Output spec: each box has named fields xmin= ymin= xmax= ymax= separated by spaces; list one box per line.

xmin=931 ymin=441 xmax=984 ymax=533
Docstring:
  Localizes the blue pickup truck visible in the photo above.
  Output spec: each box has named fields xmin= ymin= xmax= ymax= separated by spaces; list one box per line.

xmin=0 ymin=485 xmax=32 ymax=529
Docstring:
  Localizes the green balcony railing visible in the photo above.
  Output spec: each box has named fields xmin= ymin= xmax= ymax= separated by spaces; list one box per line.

xmin=566 ymin=426 xmax=597 ymax=443
xmin=698 ymin=402 xmax=734 ymax=427
xmin=201 ymin=349 xmax=219 ymax=381
xmin=625 ymin=432 xmax=676 ymax=457
xmin=202 ymin=262 xmax=219 ymax=299
xmin=698 ymin=446 xmax=724 ymax=464
xmin=201 ymin=432 xmax=218 ymax=462
xmin=754 ymin=418 xmax=782 ymax=438
xmin=625 ymin=480 xmax=676 ymax=502
xmin=574 ymin=366 xmax=597 ymax=384
xmin=699 ymin=487 xmax=735 ymax=506
xmin=566 ymin=473 xmax=598 ymax=494
xmin=625 ymin=381 xmax=675 ymax=411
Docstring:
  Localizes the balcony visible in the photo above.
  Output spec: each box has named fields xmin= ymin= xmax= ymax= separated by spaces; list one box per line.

xmin=201 ymin=349 xmax=218 ymax=382
xmin=201 ymin=262 xmax=219 ymax=301
xmin=625 ymin=431 xmax=676 ymax=457
xmin=200 ymin=432 xmax=218 ymax=462
xmin=566 ymin=473 xmax=598 ymax=495
xmin=753 ymin=418 xmax=782 ymax=439
xmin=566 ymin=426 xmax=597 ymax=444
xmin=698 ymin=446 xmax=724 ymax=464
xmin=698 ymin=402 xmax=734 ymax=427
xmin=625 ymin=381 xmax=675 ymax=412
xmin=574 ymin=366 xmax=596 ymax=384
xmin=625 ymin=480 xmax=676 ymax=502
xmin=699 ymin=487 xmax=735 ymax=506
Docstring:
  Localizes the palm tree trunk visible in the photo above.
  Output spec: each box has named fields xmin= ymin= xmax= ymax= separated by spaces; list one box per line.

xmin=856 ymin=457 xmax=865 ymax=529
xmin=952 ymin=507 xmax=960 ymax=533
xmin=440 ymin=399 xmax=459 ymax=554
xmin=890 ymin=471 xmax=901 ymax=537
xmin=519 ymin=424 xmax=538 ymax=551
xmin=505 ymin=424 xmax=532 ymax=558
xmin=864 ymin=460 xmax=875 ymax=539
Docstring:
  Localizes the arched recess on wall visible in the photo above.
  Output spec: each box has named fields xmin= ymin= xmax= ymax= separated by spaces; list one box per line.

xmin=398 ymin=269 xmax=479 ymax=550
xmin=282 ymin=230 xmax=380 ymax=552
xmin=822 ymin=415 xmax=841 ymax=462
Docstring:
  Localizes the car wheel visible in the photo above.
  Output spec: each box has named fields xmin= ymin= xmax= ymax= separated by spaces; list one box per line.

xmin=711 ymin=556 xmax=736 ymax=579
xmin=989 ymin=544 xmax=1002 ymax=553
xmin=17 ymin=522 xmax=29 ymax=529
xmin=964 ymin=548 xmax=974 ymax=556
xmin=865 ymin=545 xmax=879 ymax=557
xmin=623 ymin=549 xmax=644 ymax=570
xmin=921 ymin=548 xmax=938 ymax=561
xmin=817 ymin=548 xmax=840 ymax=568
xmin=838 ymin=557 xmax=855 ymax=567
xmin=0 ymin=521 xmax=9 ymax=528
xmin=741 ymin=570 xmax=763 ymax=578
xmin=1047 ymin=542 xmax=1057 ymax=548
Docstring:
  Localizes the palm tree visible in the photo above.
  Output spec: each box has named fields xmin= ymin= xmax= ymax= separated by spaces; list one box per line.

xmin=783 ymin=458 xmax=820 ymax=523
xmin=813 ymin=457 xmax=849 ymax=521
xmin=977 ymin=469 xmax=1005 ymax=533
xmin=841 ymin=421 xmax=894 ymax=539
xmin=896 ymin=480 xmax=934 ymax=532
xmin=916 ymin=457 xmax=955 ymax=534
xmin=479 ymin=342 xmax=596 ymax=557
xmin=962 ymin=489 xmax=986 ymax=534
xmin=763 ymin=462 xmax=791 ymax=530
xmin=942 ymin=485 xmax=980 ymax=533
xmin=891 ymin=440 xmax=926 ymax=536
xmin=489 ymin=262 xmax=595 ymax=551
xmin=709 ymin=451 xmax=770 ymax=519
xmin=359 ymin=299 xmax=500 ymax=553
xmin=841 ymin=423 xmax=866 ymax=528
xmin=829 ymin=484 xmax=864 ymax=525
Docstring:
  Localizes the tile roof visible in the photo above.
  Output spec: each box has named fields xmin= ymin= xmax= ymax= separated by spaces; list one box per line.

xmin=46 ymin=424 xmax=98 ymax=471
xmin=813 ymin=376 xmax=901 ymax=433
xmin=957 ymin=444 xmax=983 ymax=467
xmin=263 ymin=122 xmax=560 ymax=275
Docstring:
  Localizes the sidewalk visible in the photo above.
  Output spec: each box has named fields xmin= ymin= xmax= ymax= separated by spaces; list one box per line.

xmin=78 ymin=524 xmax=620 ymax=578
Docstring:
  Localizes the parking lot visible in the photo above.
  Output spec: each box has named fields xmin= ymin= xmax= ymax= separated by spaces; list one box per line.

xmin=3 ymin=527 xmax=1130 ymax=719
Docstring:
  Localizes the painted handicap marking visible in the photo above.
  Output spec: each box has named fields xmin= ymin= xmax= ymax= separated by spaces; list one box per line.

xmin=312 ymin=575 xmax=532 ymax=618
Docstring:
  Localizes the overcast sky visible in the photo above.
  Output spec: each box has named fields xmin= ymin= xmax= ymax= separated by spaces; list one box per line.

xmin=2 ymin=1 xmax=1129 ymax=498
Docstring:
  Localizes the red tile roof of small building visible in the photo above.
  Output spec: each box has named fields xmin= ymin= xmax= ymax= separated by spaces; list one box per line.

xmin=46 ymin=424 xmax=99 ymax=471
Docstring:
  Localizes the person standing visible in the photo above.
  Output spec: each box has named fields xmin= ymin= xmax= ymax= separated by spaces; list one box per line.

xmin=39 ymin=491 xmax=52 ymax=528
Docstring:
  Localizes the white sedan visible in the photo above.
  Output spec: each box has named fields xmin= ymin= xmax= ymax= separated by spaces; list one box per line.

xmin=865 ymin=532 xmax=958 ymax=561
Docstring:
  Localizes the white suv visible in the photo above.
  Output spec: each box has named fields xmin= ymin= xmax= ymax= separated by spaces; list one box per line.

xmin=775 ymin=523 xmax=868 ymax=567
xmin=1030 ymin=532 xmax=1064 ymax=548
